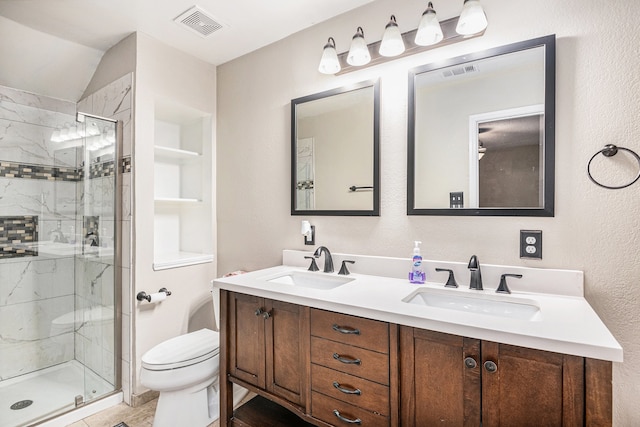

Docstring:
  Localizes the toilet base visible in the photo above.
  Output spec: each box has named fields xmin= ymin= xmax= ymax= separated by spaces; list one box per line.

xmin=152 ymin=382 xmax=215 ymax=427
xmin=152 ymin=381 xmax=249 ymax=427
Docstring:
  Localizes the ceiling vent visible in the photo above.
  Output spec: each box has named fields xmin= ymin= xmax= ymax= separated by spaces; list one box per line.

xmin=174 ymin=6 xmax=223 ymax=38
xmin=442 ymin=64 xmax=479 ymax=78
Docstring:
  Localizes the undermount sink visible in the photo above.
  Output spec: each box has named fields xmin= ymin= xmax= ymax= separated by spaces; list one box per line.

xmin=265 ymin=271 xmax=354 ymax=290
xmin=403 ymin=288 xmax=541 ymax=321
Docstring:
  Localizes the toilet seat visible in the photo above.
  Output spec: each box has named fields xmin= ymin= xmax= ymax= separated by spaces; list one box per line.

xmin=141 ymin=328 xmax=220 ymax=371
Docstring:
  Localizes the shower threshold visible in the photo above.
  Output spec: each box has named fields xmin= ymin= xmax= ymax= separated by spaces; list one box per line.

xmin=0 ymin=360 xmax=117 ymax=427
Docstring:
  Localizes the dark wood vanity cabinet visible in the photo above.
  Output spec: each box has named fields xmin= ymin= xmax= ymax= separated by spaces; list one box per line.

xmin=225 ymin=292 xmax=309 ymax=410
xmin=399 ymin=327 xmax=613 ymax=427
xmin=220 ymin=290 xmax=612 ymax=427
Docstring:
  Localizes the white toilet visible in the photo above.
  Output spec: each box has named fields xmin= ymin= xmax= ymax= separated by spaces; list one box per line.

xmin=139 ymin=289 xmax=248 ymax=427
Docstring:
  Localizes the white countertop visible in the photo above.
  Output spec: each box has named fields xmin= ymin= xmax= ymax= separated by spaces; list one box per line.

xmin=213 ymin=251 xmax=622 ymax=362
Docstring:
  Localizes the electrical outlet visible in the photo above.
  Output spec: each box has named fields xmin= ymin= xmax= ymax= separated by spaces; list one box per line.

xmin=450 ymin=192 xmax=463 ymax=208
xmin=520 ymin=230 xmax=542 ymax=259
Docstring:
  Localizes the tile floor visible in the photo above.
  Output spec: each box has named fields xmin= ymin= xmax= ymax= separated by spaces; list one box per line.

xmin=67 ymin=399 xmax=219 ymax=427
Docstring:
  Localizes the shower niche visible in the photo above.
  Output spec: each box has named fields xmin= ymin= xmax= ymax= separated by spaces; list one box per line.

xmin=153 ymin=98 xmax=213 ymax=270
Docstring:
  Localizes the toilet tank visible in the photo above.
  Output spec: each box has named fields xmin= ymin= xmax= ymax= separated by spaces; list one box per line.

xmin=187 ymin=291 xmax=216 ymax=333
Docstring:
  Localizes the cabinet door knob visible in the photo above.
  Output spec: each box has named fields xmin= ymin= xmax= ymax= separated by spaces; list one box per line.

xmin=484 ymin=360 xmax=498 ymax=373
xmin=333 ymin=381 xmax=362 ymax=395
xmin=254 ymin=308 xmax=263 ymax=316
xmin=262 ymin=310 xmax=272 ymax=319
xmin=332 ymin=324 xmax=361 ymax=335
xmin=464 ymin=357 xmax=478 ymax=369
xmin=332 ymin=353 xmax=362 ymax=365
xmin=332 ymin=409 xmax=362 ymax=424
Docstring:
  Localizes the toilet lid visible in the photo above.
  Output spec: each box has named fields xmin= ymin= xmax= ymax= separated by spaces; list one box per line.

xmin=141 ymin=328 xmax=220 ymax=370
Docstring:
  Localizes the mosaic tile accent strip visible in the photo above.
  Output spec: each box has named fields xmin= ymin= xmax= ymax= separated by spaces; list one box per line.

xmin=0 ymin=161 xmax=81 ymax=182
xmin=122 ymin=156 xmax=132 ymax=173
xmin=89 ymin=159 xmax=116 ymax=179
xmin=0 ymin=216 xmax=38 ymax=258
xmin=0 ymin=157 xmax=131 ymax=182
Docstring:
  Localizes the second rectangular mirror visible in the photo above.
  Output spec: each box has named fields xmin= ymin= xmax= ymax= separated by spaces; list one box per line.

xmin=408 ymin=35 xmax=555 ymax=216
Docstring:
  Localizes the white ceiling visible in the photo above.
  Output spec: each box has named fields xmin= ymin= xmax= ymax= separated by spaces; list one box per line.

xmin=0 ymin=0 xmax=373 ymax=100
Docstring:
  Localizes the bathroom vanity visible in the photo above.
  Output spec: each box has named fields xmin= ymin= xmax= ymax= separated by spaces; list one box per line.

xmin=214 ymin=251 xmax=621 ymax=426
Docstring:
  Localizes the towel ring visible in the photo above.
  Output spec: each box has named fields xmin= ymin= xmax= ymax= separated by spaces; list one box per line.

xmin=587 ymin=144 xmax=640 ymax=189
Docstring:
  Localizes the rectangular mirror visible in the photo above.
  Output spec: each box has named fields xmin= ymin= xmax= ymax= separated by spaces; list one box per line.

xmin=408 ymin=35 xmax=555 ymax=216
xmin=291 ymin=80 xmax=380 ymax=216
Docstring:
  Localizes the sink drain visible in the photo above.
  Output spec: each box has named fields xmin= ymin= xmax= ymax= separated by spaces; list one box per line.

xmin=10 ymin=400 xmax=33 ymax=410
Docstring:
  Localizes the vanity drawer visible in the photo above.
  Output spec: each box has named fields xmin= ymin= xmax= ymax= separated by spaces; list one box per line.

xmin=312 ymin=391 xmax=390 ymax=427
xmin=311 ymin=364 xmax=390 ymax=416
xmin=311 ymin=336 xmax=390 ymax=385
xmin=311 ymin=308 xmax=389 ymax=353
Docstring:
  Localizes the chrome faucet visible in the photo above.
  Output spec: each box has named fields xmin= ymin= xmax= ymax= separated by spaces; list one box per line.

xmin=468 ymin=255 xmax=483 ymax=290
xmin=49 ymin=221 xmax=68 ymax=243
xmin=313 ymin=246 xmax=334 ymax=273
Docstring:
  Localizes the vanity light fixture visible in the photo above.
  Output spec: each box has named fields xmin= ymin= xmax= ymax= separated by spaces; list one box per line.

xmin=318 ymin=37 xmax=341 ymax=74
xmin=379 ymin=15 xmax=405 ymax=57
xmin=456 ymin=0 xmax=488 ymax=35
xmin=346 ymin=27 xmax=371 ymax=66
xmin=318 ymin=0 xmax=487 ymax=75
xmin=415 ymin=2 xmax=443 ymax=46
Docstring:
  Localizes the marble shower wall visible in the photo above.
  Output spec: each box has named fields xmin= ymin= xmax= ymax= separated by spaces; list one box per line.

xmin=0 ymin=86 xmax=77 ymax=380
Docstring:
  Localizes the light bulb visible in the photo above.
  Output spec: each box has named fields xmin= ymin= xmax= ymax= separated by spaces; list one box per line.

xmin=318 ymin=37 xmax=341 ymax=74
xmin=379 ymin=15 xmax=405 ymax=57
xmin=456 ymin=0 xmax=488 ymax=35
xmin=415 ymin=2 xmax=443 ymax=46
xmin=347 ymin=27 xmax=371 ymax=66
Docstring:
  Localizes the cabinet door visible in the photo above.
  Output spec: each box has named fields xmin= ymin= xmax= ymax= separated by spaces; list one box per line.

xmin=229 ymin=292 xmax=266 ymax=388
xmin=481 ymin=341 xmax=584 ymax=427
xmin=399 ymin=327 xmax=481 ymax=426
xmin=265 ymin=299 xmax=309 ymax=406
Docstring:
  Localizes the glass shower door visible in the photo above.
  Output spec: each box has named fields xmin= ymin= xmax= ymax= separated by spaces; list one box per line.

xmin=75 ymin=113 xmax=119 ymax=405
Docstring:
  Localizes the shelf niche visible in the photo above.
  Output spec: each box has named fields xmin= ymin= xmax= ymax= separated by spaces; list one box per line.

xmin=153 ymin=98 xmax=213 ymax=270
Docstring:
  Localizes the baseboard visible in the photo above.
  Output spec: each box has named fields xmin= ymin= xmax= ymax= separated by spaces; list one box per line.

xmin=131 ymin=390 xmax=159 ymax=407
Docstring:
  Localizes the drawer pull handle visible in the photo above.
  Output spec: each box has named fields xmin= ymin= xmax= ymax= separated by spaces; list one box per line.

xmin=333 ymin=409 xmax=362 ymax=424
xmin=333 ymin=381 xmax=362 ymax=395
xmin=332 ymin=324 xmax=361 ymax=335
xmin=333 ymin=353 xmax=361 ymax=365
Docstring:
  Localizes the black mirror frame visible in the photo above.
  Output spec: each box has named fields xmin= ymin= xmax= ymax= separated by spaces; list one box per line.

xmin=407 ymin=35 xmax=556 ymax=217
xmin=291 ymin=79 xmax=380 ymax=216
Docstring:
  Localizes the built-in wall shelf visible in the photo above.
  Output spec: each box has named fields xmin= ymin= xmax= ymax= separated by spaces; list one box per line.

xmin=154 ymin=197 xmax=201 ymax=204
xmin=153 ymin=98 xmax=212 ymax=270
xmin=154 ymin=145 xmax=201 ymax=161
xmin=153 ymin=251 xmax=213 ymax=271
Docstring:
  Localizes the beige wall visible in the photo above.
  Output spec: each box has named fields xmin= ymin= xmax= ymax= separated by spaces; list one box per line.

xmin=217 ymin=0 xmax=640 ymax=423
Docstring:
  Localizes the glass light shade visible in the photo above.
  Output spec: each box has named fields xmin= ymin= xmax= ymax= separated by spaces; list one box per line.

xmin=379 ymin=16 xmax=405 ymax=57
xmin=347 ymin=27 xmax=371 ymax=66
xmin=50 ymin=128 xmax=62 ymax=142
xmin=87 ymin=122 xmax=101 ymax=136
xmin=68 ymin=125 xmax=79 ymax=139
xmin=318 ymin=37 xmax=341 ymax=74
xmin=456 ymin=0 xmax=488 ymax=35
xmin=415 ymin=3 xmax=443 ymax=46
xmin=59 ymin=127 xmax=70 ymax=141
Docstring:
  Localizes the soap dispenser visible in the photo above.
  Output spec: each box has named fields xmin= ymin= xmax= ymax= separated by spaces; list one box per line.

xmin=409 ymin=241 xmax=426 ymax=284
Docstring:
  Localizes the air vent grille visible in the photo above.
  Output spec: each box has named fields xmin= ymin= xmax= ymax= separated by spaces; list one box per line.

xmin=442 ymin=64 xmax=479 ymax=78
xmin=174 ymin=6 xmax=223 ymax=37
